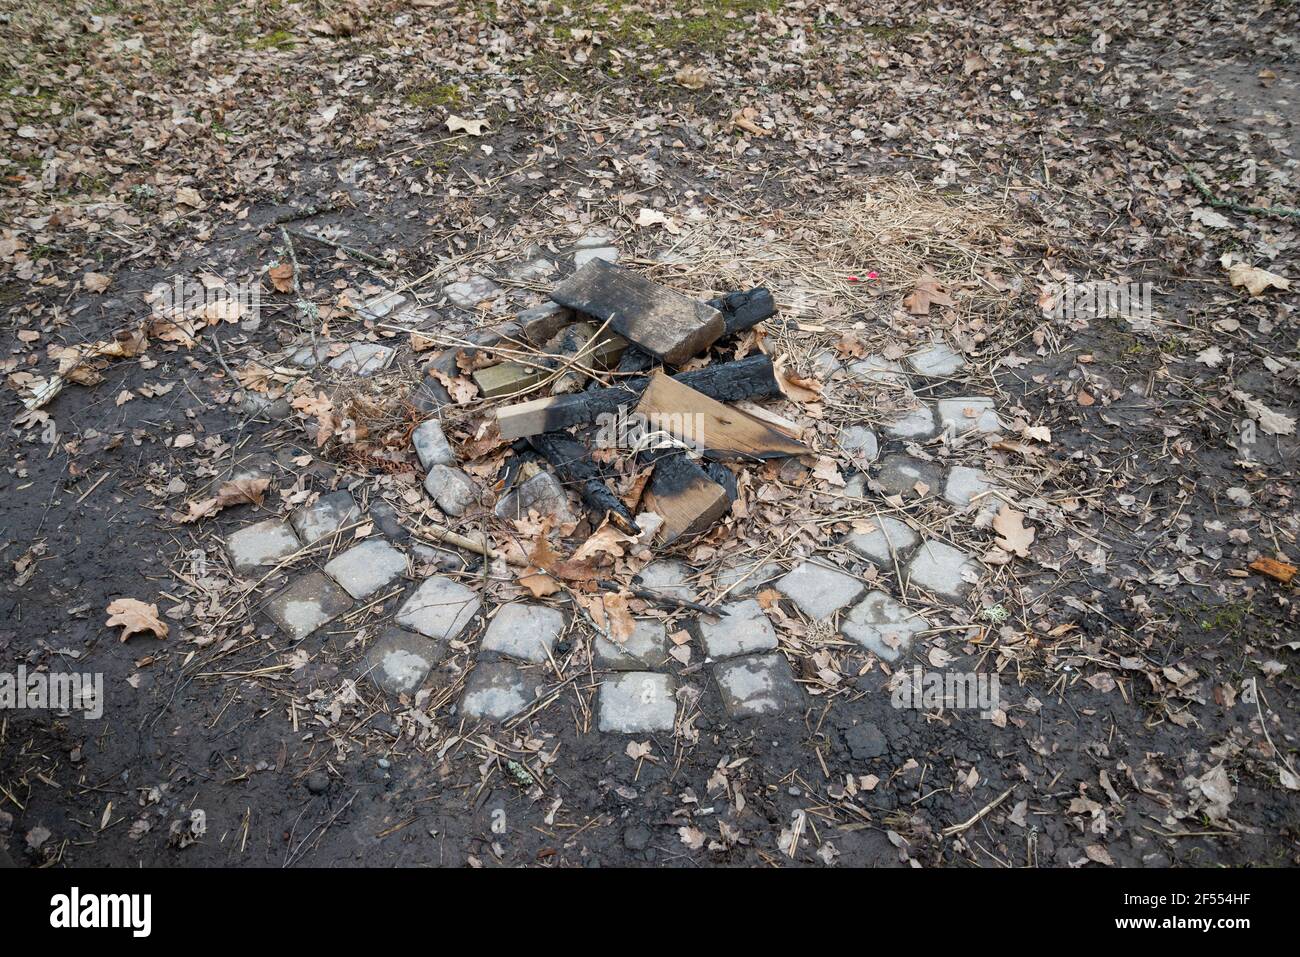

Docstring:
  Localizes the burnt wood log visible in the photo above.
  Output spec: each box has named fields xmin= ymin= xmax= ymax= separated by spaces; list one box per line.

xmin=496 ymin=354 xmax=782 ymax=440
xmin=528 ymin=432 xmax=639 ymax=533
xmin=706 ymin=287 xmax=776 ymax=336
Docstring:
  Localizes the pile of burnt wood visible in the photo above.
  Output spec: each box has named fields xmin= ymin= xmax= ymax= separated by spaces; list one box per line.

xmin=426 ymin=260 xmax=811 ymax=543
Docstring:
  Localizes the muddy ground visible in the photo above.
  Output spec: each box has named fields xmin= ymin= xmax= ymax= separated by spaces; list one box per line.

xmin=1 ymin=0 xmax=1297 ymax=868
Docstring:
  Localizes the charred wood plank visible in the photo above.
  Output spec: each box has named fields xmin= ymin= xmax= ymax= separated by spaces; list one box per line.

xmin=496 ymin=354 xmax=782 ymax=440
xmin=527 ymin=432 xmax=639 ymax=533
xmin=550 ymin=259 xmax=723 ymax=365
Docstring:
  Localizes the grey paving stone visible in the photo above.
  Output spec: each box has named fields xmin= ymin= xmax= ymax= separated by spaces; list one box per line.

xmin=412 ymin=419 xmax=455 ymax=469
xmin=943 ymin=465 xmax=994 ymax=508
xmin=324 ymin=538 xmax=408 ymax=599
xmin=357 ymin=292 xmax=407 ymax=321
xmin=883 ymin=401 xmax=937 ymax=439
xmin=598 ymin=672 xmax=677 ymax=733
xmin=265 ymin=571 xmax=353 ymax=642
xmin=364 ymin=628 xmax=437 ymax=695
xmin=843 ymin=474 xmax=867 ymax=498
xmin=574 ymin=246 xmax=618 ymax=268
xmin=693 ymin=599 xmax=779 ymax=659
xmin=907 ymin=342 xmax=965 ymax=377
xmin=509 ymin=256 xmax=555 ymax=282
xmin=481 ymin=602 xmax=567 ymax=663
xmin=424 ymin=464 xmax=478 ymax=517
xmin=713 ymin=653 xmax=804 ymax=718
xmin=905 ymin=540 xmax=981 ymax=601
xmin=223 ymin=453 xmax=275 ymax=484
xmin=840 ymin=590 xmax=929 ymax=662
xmin=839 ymin=425 xmax=879 ymax=466
xmin=444 ymin=274 xmax=501 ymax=308
xmin=711 ymin=560 xmax=782 ymax=598
xmin=292 ymin=491 xmax=359 ymax=543
xmin=575 ymin=232 xmax=616 ymax=249
xmin=594 ymin=619 xmax=669 ymax=670
xmin=494 ymin=471 xmax=576 ymax=525
xmin=518 ymin=301 xmax=572 ymax=344
xmin=845 ymin=515 xmax=920 ymax=567
xmin=412 ymin=542 xmax=470 ymax=571
xmin=810 ymin=349 xmax=843 ymax=378
xmin=226 ymin=519 xmax=301 ymax=574
xmin=936 ymin=397 xmax=1001 ymax=435
xmin=287 ymin=342 xmax=333 ymax=368
xmin=874 ymin=453 xmax=944 ymax=498
xmin=327 ymin=342 xmax=395 ymax=376
xmin=847 ymin=354 xmax=907 ymax=384
xmin=238 ymin=391 xmax=292 ymax=420
xmin=460 ymin=660 xmax=540 ymax=722
xmin=775 ymin=561 xmax=865 ymax=620
xmin=635 ymin=559 xmax=698 ymax=602
xmin=394 ymin=575 xmax=480 ymax=641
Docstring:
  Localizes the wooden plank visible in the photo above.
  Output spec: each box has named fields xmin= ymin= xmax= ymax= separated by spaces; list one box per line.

xmin=550 ymin=259 xmax=724 ymax=365
xmin=643 ymin=452 xmax=731 ymax=544
xmin=472 ymin=359 xmax=551 ymax=399
xmin=1250 ymin=557 xmax=1296 ymax=584
xmin=472 ymin=321 xmax=626 ymax=399
xmin=634 ymin=370 xmax=810 ymax=461
xmin=495 ymin=355 xmax=782 ymax=440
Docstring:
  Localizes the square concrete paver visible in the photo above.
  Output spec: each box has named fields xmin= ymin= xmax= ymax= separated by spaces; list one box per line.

xmin=291 ymin=491 xmax=359 ymax=543
xmin=460 ymin=660 xmax=540 ymax=722
xmin=711 ymin=560 xmax=782 ymax=598
xmin=481 ymin=602 xmax=567 ymax=663
xmin=424 ymin=465 xmax=478 ymax=517
xmin=264 ymin=571 xmax=353 ymax=641
xmin=775 ymin=561 xmax=865 ymax=620
xmin=327 ymin=342 xmax=395 ymax=376
xmin=324 ymin=538 xmax=408 ymax=599
xmin=713 ymin=654 xmax=804 ymax=718
xmin=905 ymin=540 xmax=981 ymax=601
xmin=847 ymin=354 xmax=907 ymax=384
xmin=846 ymin=515 xmax=920 ymax=567
xmin=875 ymin=453 xmax=944 ymax=498
xmin=226 ymin=519 xmax=301 ymax=574
xmin=840 ymin=591 xmax=929 ymax=662
xmin=635 ymin=559 xmax=698 ymax=602
xmin=364 ymin=628 xmax=438 ymax=695
xmin=907 ymin=342 xmax=965 ymax=377
xmin=936 ymin=397 xmax=1001 ymax=435
xmin=395 ymin=576 xmax=480 ymax=641
xmin=944 ymin=466 xmax=995 ymax=508
xmin=693 ymin=599 xmax=779 ymax=659
xmin=839 ymin=425 xmax=879 ymax=466
xmin=444 ymin=275 xmax=500 ymax=308
xmin=595 ymin=619 xmax=669 ymax=670
xmin=884 ymin=401 xmax=937 ymax=439
xmin=598 ymin=672 xmax=677 ymax=733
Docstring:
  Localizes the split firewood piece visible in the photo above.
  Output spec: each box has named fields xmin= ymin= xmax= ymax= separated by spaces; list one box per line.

xmin=1249 ymin=557 xmax=1296 ymax=584
xmin=528 ymin=432 xmax=639 ymax=533
xmin=634 ymin=370 xmax=810 ymax=461
xmin=550 ymin=259 xmax=724 ymax=365
xmin=643 ymin=450 xmax=732 ymax=544
xmin=706 ymin=287 xmax=775 ymax=335
xmin=471 ymin=322 xmax=626 ymax=399
xmin=495 ymin=354 xmax=782 ymax=440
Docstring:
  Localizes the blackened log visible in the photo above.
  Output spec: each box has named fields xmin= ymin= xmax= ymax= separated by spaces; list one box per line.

xmin=528 ymin=432 xmax=639 ymax=533
xmin=496 ymin=354 xmax=782 ymax=440
xmin=706 ymin=288 xmax=776 ymax=336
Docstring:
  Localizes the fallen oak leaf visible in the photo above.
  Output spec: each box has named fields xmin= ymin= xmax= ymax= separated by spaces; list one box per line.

xmin=106 ymin=598 xmax=169 ymax=642
xmin=992 ymin=507 xmax=1035 ymax=558
xmin=446 ymin=115 xmax=489 ymax=136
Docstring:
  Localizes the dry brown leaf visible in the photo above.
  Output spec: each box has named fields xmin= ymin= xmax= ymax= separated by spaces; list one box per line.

xmin=992 ymin=507 xmax=1035 ymax=557
xmin=268 ymin=261 xmax=295 ymax=293
xmin=902 ymin=273 xmax=955 ymax=315
xmin=106 ymin=598 xmax=169 ymax=642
